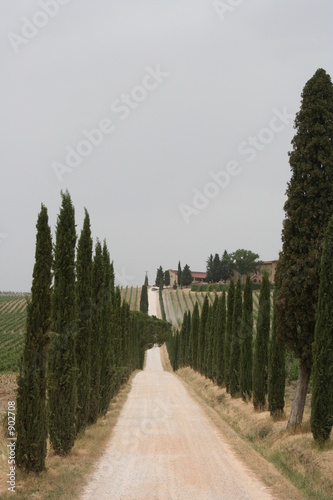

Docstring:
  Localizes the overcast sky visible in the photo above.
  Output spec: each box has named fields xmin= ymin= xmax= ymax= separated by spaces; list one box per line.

xmin=1 ymin=0 xmax=333 ymax=291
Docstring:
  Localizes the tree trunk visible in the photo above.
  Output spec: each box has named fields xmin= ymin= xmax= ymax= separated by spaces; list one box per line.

xmin=287 ymin=362 xmax=310 ymax=431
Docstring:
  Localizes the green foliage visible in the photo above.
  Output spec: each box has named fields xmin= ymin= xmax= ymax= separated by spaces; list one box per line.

xmin=178 ymin=261 xmax=182 ymax=288
xmin=253 ymin=272 xmax=271 ymax=410
xmin=275 ymin=68 xmax=333 ymax=373
xmin=311 ymin=214 xmax=333 ymax=443
xmin=155 ymin=266 xmax=164 ymax=287
xmin=268 ymin=292 xmax=286 ymax=416
xmin=214 ymin=292 xmax=226 ymax=385
xmin=240 ymin=275 xmax=253 ymax=401
xmin=16 ymin=205 xmax=52 ymax=472
xmin=48 ymin=192 xmax=77 ymax=456
xmin=230 ymin=278 xmax=242 ymax=397
xmin=197 ymin=295 xmax=209 ymax=374
xmin=182 ymin=264 xmax=193 ymax=287
xmin=140 ymin=281 xmax=149 ymax=314
xmin=0 ymin=296 xmax=27 ymax=372
xmin=164 ymin=270 xmax=170 ymax=287
xmin=190 ymin=302 xmax=199 ymax=370
xmin=230 ymin=249 xmax=261 ymax=278
xmin=225 ymin=278 xmax=235 ymax=392
xmin=75 ymin=208 xmax=93 ymax=433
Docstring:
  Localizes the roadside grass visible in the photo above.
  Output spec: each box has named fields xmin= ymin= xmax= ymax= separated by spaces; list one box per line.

xmin=0 ymin=370 xmax=139 ymax=499
xmin=176 ymin=367 xmax=333 ymax=500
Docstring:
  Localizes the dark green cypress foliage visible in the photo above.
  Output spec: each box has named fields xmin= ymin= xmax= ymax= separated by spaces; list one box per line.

xmin=48 ymin=191 xmax=77 ymax=455
xmin=268 ymin=291 xmax=285 ymax=417
xmin=75 ymin=209 xmax=93 ymax=433
xmin=184 ymin=311 xmax=192 ymax=366
xmin=198 ymin=295 xmax=209 ymax=374
xmin=99 ymin=241 xmax=115 ymax=415
xmin=275 ymin=69 xmax=333 ymax=427
xmin=311 ymin=214 xmax=333 ymax=443
xmin=225 ymin=279 xmax=235 ymax=393
xmin=230 ymin=278 xmax=242 ymax=397
xmin=190 ymin=303 xmax=199 ymax=370
xmin=204 ymin=305 xmax=213 ymax=378
xmin=88 ymin=240 xmax=103 ymax=424
xmin=16 ymin=204 xmax=52 ymax=472
xmin=178 ymin=312 xmax=187 ymax=367
xmin=240 ymin=275 xmax=253 ymax=401
xmin=253 ymin=272 xmax=271 ymax=410
xmin=215 ymin=292 xmax=226 ymax=386
xmin=140 ymin=277 xmax=149 ymax=314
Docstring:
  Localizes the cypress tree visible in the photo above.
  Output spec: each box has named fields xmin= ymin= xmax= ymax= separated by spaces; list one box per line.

xmin=275 ymin=69 xmax=333 ymax=428
xmin=16 ymin=204 xmax=52 ymax=472
xmin=253 ymin=272 xmax=271 ymax=410
xmin=88 ymin=240 xmax=103 ymax=424
xmin=140 ymin=279 xmax=149 ymax=313
xmin=230 ymin=278 xmax=242 ymax=397
xmin=311 ymin=214 xmax=333 ymax=443
xmin=240 ymin=275 xmax=253 ymax=401
xmin=225 ymin=278 xmax=235 ymax=393
xmin=99 ymin=241 xmax=115 ymax=415
xmin=197 ymin=295 xmax=209 ymax=374
xmin=204 ymin=305 xmax=213 ymax=378
xmin=215 ymin=291 xmax=226 ymax=386
xmin=184 ymin=310 xmax=192 ymax=366
xmin=211 ymin=295 xmax=220 ymax=381
xmin=268 ymin=291 xmax=285 ymax=417
xmin=76 ymin=208 xmax=93 ymax=433
xmin=177 ymin=261 xmax=182 ymax=288
xmin=190 ymin=303 xmax=199 ymax=370
xmin=48 ymin=191 xmax=77 ymax=455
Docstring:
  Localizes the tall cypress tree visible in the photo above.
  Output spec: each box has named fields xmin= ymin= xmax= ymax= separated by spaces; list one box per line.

xmin=177 ymin=261 xmax=182 ymax=288
xmin=204 ymin=304 xmax=213 ymax=378
xmin=198 ymin=295 xmax=209 ymax=374
xmin=240 ymin=275 xmax=253 ymax=401
xmin=88 ymin=240 xmax=103 ymax=424
xmin=311 ymin=214 xmax=333 ymax=443
xmin=16 ymin=205 xmax=52 ymax=472
xmin=211 ymin=295 xmax=220 ymax=381
xmin=190 ymin=303 xmax=199 ymax=370
xmin=99 ymin=241 xmax=115 ymax=415
xmin=268 ymin=291 xmax=285 ymax=417
xmin=48 ymin=191 xmax=77 ymax=455
xmin=275 ymin=69 xmax=333 ymax=428
xmin=253 ymin=272 xmax=271 ymax=410
xmin=76 ymin=208 xmax=93 ymax=433
xmin=215 ymin=291 xmax=226 ymax=386
xmin=230 ymin=278 xmax=242 ymax=397
xmin=140 ymin=278 xmax=149 ymax=314
xmin=225 ymin=279 xmax=235 ymax=393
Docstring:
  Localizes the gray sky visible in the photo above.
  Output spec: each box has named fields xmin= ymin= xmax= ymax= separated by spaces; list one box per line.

xmin=1 ymin=0 xmax=333 ymax=291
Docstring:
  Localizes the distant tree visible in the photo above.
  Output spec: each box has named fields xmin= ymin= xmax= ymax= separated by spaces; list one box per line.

xmin=206 ymin=253 xmax=222 ymax=282
xmin=275 ymin=68 xmax=333 ymax=429
xmin=206 ymin=254 xmax=214 ymax=282
xmin=268 ymin=291 xmax=285 ymax=417
xmin=230 ymin=278 xmax=242 ymax=397
xmin=230 ymin=249 xmax=261 ymax=280
xmin=311 ymin=214 xmax=333 ymax=443
xmin=140 ymin=276 xmax=149 ymax=314
xmin=220 ymin=250 xmax=232 ymax=281
xmin=144 ymin=274 xmax=148 ymax=286
xmin=182 ymin=264 xmax=193 ymax=287
xmin=225 ymin=278 xmax=235 ymax=392
xmin=16 ymin=204 xmax=52 ymax=472
xmin=48 ymin=191 xmax=77 ymax=455
xmin=75 ymin=208 xmax=93 ymax=433
xmin=215 ymin=292 xmax=226 ymax=385
xmin=253 ymin=272 xmax=271 ymax=410
xmin=155 ymin=266 xmax=164 ymax=287
xmin=164 ymin=270 xmax=170 ymax=287
xmin=178 ymin=261 xmax=182 ymax=288
xmin=240 ymin=274 xmax=253 ymax=401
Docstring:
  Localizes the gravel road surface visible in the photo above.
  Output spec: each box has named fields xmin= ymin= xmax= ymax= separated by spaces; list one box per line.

xmin=81 ymin=344 xmax=273 ymax=500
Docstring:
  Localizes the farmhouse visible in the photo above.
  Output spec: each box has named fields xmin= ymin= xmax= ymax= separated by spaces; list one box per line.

xmin=168 ymin=269 xmax=207 ymax=286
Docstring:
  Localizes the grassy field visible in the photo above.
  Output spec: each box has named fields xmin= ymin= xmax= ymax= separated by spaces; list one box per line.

xmin=0 ymin=294 xmax=28 ymax=373
xmin=120 ymin=286 xmax=141 ymax=312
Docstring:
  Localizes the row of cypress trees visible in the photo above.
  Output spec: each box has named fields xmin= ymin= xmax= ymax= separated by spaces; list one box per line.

xmin=16 ymin=191 xmax=144 ymax=472
xmin=167 ymin=273 xmax=286 ymax=417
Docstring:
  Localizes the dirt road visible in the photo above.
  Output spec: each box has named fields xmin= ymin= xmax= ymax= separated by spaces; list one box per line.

xmin=81 ymin=346 xmax=273 ymax=499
